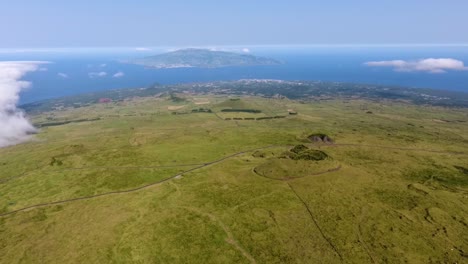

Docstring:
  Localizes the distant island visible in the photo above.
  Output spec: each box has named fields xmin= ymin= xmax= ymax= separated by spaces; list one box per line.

xmin=128 ymin=48 xmax=282 ymax=68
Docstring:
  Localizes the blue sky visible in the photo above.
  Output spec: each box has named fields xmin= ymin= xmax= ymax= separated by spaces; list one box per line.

xmin=0 ymin=0 xmax=467 ymax=48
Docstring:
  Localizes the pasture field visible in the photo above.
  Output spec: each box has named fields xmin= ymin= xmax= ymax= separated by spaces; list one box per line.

xmin=1 ymin=95 xmax=467 ymax=263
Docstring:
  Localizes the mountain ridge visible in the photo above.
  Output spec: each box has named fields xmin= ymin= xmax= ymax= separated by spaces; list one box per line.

xmin=128 ymin=48 xmax=282 ymax=68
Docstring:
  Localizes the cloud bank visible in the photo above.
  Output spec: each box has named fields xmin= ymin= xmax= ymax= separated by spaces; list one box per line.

xmin=57 ymin=72 xmax=68 ymax=78
xmin=135 ymin=47 xmax=152 ymax=51
xmin=0 ymin=61 xmax=48 ymax=147
xmin=365 ymin=58 xmax=468 ymax=73
xmin=113 ymin=71 xmax=124 ymax=78
xmin=88 ymin=71 xmax=107 ymax=78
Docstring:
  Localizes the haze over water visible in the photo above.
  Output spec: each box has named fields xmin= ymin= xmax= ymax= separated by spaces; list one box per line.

xmin=2 ymin=46 xmax=467 ymax=104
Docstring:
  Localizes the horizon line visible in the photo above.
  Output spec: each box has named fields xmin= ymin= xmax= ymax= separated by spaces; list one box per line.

xmin=1 ymin=43 xmax=468 ymax=51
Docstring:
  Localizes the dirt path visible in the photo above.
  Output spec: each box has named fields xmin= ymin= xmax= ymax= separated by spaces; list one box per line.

xmin=0 ymin=163 xmax=207 ymax=185
xmin=253 ymin=165 xmax=342 ymax=181
xmin=0 ymin=145 xmax=277 ymax=217
xmin=356 ymin=207 xmax=377 ymax=264
xmin=1 ymin=142 xmax=463 ymax=217
xmin=180 ymin=206 xmax=256 ymax=264
xmin=287 ymin=182 xmax=344 ymax=263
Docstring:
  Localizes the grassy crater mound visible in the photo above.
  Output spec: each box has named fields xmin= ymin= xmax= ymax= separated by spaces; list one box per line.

xmin=285 ymin=144 xmax=329 ymax=160
xmin=253 ymin=145 xmax=339 ymax=180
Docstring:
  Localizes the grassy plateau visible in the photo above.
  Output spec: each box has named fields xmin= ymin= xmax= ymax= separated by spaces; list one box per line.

xmin=0 ymin=93 xmax=467 ymax=263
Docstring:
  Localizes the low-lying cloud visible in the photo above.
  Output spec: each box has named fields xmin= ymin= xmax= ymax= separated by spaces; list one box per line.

xmin=57 ymin=72 xmax=68 ymax=78
xmin=113 ymin=71 xmax=124 ymax=78
xmin=135 ymin=47 xmax=151 ymax=51
xmin=365 ymin=58 xmax=468 ymax=73
xmin=88 ymin=71 xmax=107 ymax=78
xmin=0 ymin=61 xmax=48 ymax=148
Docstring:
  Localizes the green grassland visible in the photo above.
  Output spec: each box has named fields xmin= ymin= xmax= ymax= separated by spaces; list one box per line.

xmin=1 ymin=95 xmax=468 ymax=263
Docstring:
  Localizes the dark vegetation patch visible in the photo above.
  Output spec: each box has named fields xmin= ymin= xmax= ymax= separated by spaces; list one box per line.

xmin=256 ymin=116 xmax=286 ymax=120
xmin=49 ymin=157 xmax=63 ymax=166
xmin=252 ymin=145 xmax=336 ymax=180
xmin=252 ymin=151 xmax=266 ymax=158
xmin=35 ymin=118 xmax=101 ymax=128
xmin=290 ymin=144 xmax=308 ymax=154
xmin=405 ymin=168 xmax=468 ymax=188
xmin=191 ymin=108 xmax=212 ymax=113
xmin=48 ymin=144 xmax=87 ymax=166
xmin=169 ymin=93 xmax=186 ymax=103
xmin=282 ymin=145 xmax=329 ymax=161
xmin=308 ymin=133 xmax=334 ymax=143
xmin=215 ymin=98 xmax=257 ymax=109
xmin=454 ymin=165 xmax=468 ymax=175
xmin=221 ymin=109 xmax=261 ymax=113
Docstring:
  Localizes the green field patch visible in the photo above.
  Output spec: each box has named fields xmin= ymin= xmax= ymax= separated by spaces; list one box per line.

xmin=2 ymin=94 xmax=468 ymax=263
xmin=404 ymin=167 xmax=468 ymax=188
xmin=218 ymin=111 xmax=267 ymax=119
xmin=374 ymin=189 xmax=421 ymax=210
xmin=0 ymin=166 xmax=190 ymax=214
xmin=213 ymin=98 xmax=258 ymax=109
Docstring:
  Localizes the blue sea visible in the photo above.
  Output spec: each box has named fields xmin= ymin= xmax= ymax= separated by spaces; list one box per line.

xmin=1 ymin=46 xmax=467 ymax=104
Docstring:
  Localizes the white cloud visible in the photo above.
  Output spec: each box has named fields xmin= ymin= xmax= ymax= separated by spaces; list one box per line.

xmin=100 ymin=63 xmax=107 ymax=67
xmin=57 ymin=72 xmax=68 ymax=78
xmin=365 ymin=58 xmax=468 ymax=73
xmin=135 ymin=47 xmax=152 ymax=51
xmin=0 ymin=61 xmax=49 ymax=147
xmin=88 ymin=71 xmax=107 ymax=78
xmin=242 ymin=48 xmax=251 ymax=53
xmin=113 ymin=71 xmax=124 ymax=78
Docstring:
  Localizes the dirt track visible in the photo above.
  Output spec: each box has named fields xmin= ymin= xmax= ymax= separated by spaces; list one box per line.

xmin=1 ymin=143 xmax=464 ymax=217
xmin=287 ymin=182 xmax=344 ymax=262
xmin=0 ymin=145 xmax=277 ymax=217
xmin=253 ymin=165 xmax=342 ymax=181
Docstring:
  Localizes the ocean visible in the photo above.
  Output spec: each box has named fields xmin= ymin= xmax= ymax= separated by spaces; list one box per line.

xmin=1 ymin=46 xmax=467 ymax=104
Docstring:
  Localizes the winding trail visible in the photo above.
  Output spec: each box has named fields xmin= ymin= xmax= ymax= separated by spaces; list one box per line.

xmin=0 ymin=163 xmax=206 ymax=184
xmin=253 ymin=165 xmax=342 ymax=181
xmin=0 ymin=145 xmax=277 ymax=217
xmin=1 ymin=142 xmax=463 ymax=217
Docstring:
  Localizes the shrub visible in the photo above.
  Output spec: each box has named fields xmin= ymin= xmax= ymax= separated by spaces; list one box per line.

xmin=291 ymin=144 xmax=308 ymax=154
